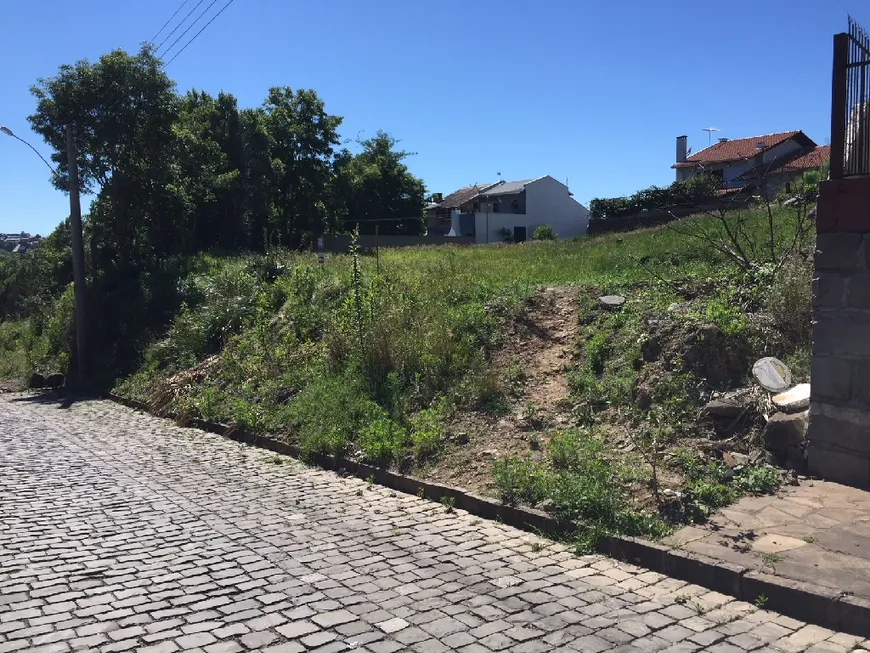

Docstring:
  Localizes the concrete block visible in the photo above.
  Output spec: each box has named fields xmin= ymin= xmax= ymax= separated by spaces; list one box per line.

xmin=741 ymin=571 xmax=840 ymax=631
xmin=813 ymin=273 xmax=845 ymax=308
xmin=849 ymin=273 xmax=870 ymax=309
xmin=663 ymin=549 xmax=744 ymax=598
xmin=813 ymin=315 xmax=870 ymax=356
xmin=807 ymin=444 xmax=870 ymax=487
xmin=815 ymin=233 xmax=863 ymax=271
xmin=808 ymin=414 xmax=870 ymax=452
xmin=810 ymin=355 xmax=853 ymax=401
xmin=853 ymin=362 xmax=870 ymax=404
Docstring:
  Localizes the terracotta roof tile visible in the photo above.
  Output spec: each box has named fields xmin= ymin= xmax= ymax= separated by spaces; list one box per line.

xmin=673 ymin=131 xmax=815 ymax=168
xmin=776 ymin=144 xmax=830 ymax=173
xmin=434 ymin=183 xmax=497 ymax=210
xmin=738 ymin=145 xmax=830 ymax=180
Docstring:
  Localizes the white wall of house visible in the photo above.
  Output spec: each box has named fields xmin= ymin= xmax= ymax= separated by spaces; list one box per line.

xmin=472 ymin=176 xmax=589 ymax=243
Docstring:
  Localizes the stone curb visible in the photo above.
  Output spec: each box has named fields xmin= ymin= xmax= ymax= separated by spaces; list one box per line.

xmin=105 ymin=392 xmax=870 ymax=637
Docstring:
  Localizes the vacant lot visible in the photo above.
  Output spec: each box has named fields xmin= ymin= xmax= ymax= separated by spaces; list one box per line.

xmin=2 ymin=204 xmax=814 ymax=548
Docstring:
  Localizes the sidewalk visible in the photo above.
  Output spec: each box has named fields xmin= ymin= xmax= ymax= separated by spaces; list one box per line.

xmin=665 ymin=479 xmax=870 ymax=602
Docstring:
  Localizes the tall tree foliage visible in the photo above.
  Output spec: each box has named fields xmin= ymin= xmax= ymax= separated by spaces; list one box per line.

xmin=29 ymin=45 xmax=179 ymax=269
xmin=21 ymin=47 xmax=427 ymax=384
xmin=29 ymin=52 xmax=426 ymax=262
xmin=337 ymin=132 xmax=427 ymax=235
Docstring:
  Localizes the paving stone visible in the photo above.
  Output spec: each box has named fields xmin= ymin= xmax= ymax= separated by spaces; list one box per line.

xmin=139 ymin=643 xmax=180 ymax=653
xmin=240 ymin=630 xmax=279 ymax=649
xmin=0 ymin=394 xmax=862 ymax=653
xmin=479 ymin=632 xmax=515 ymax=650
xmin=300 ymin=631 xmax=337 ymax=648
xmin=375 ymin=618 xmax=409 ymax=634
xmin=262 ymin=644 xmax=305 ymax=653
xmin=276 ymin=620 xmax=320 ymax=639
xmin=310 ymin=609 xmax=357 ymax=628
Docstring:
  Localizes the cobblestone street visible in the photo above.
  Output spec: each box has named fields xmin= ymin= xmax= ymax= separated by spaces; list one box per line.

xmin=1 ymin=394 xmax=868 ymax=653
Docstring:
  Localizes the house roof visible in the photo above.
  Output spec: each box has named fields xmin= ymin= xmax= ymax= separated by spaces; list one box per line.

xmin=738 ymin=145 xmax=830 ymax=180
xmin=434 ymin=183 xmax=498 ymax=209
xmin=478 ymin=179 xmax=536 ymax=197
xmin=673 ymin=131 xmax=816 ymax=168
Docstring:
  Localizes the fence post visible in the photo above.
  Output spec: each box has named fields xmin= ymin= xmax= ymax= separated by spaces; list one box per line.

xmin=831 ymin=32 xmax=849 ymax=179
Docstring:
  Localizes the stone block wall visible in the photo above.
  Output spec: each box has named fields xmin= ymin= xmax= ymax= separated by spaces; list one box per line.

xmin=807 ymin=178 xmax=870 ymax=487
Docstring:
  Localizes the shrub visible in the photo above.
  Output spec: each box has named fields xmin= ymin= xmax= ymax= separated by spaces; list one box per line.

xmin=283 ymin=374 xmax=383 ymax=458
xmin=0 ymin=320 xmax=35 ymax=380
xmin=585 ymin=332 xmax=610 ymax=374
xmin=492 ymin=456 xmax=549 ymax=505
xmin=497 ymin=227 xmax=514 ymax=243
xmin=678 ymin=453 xmax=781 ymax=521
xmin=35 ymin=284 xmax=76 ymax=373
xmin=704 ymin=298 xmax=748 ymax=337
xmin=589 ymin=174 xmax=719 ymax=220
xmin=409 ymin=396 xmax=451 ymax=461
xmin=358 ymin=416 xmax=408 ymax=464
xmin=533 ymin=225 xmax=557 ymax=241
xmin=763 ymin=254 xmax=813 ymax=356
xmin=547 ymin=430 xmax=669 ymax=545
xmin=145 ymin=265 xmax=260 ymax=371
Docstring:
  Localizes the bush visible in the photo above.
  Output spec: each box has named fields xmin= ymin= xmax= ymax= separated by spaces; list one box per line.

xmin=763 ymin=254 xmax=813 ymax=356
xmin=358 ymin=416 xmax=408 ymax=464
xmin=0 ymin=320 xmax=35 ymax=380
xmin=533 ymin=225 xmax=557 ymax=241
xmin=283 ymin=373 xmax=383 ymax=458
xmin=492 ymin=456 xmax=549 ymax=505
xmin=678 ymin=453 xmax=781 ymax=521
xmin=589 ymin=173 xmax=719 ymax=220
xmin=145 ymin=264 xmax=260 ymax=371
xmin=409 ymin=396 xmax=451 ymax=461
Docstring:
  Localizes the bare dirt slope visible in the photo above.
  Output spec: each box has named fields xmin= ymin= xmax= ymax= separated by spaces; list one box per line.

xmin=421 ymin=286 xmax=581 ymax=496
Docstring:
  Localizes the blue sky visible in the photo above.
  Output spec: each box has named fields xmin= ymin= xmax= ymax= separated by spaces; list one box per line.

xmin=0 ymin=0 xmax=866 ymax=236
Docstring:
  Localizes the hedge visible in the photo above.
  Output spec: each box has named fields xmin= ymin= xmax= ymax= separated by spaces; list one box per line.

xmin=589 ymin=174 xmax=719 ymax=220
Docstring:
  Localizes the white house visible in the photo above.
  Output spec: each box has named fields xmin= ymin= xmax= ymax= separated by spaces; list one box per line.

xmin=427 ymin=176 xmax=589 ymax=243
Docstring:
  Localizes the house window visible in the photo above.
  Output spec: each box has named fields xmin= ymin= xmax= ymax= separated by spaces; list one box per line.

xmin=492 ymin=201 xmax=500 ymax=213
xmin=472 ymin=201 xmax=480 ymax=212
xmin=510 ymin=199 xmax=520 ymax=213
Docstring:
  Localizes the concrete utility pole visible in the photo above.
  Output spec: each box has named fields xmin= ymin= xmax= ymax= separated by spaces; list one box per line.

xmin=0 ymin=124 xmax=88 ymax=388
xmin=65 ymin=127 xmax=88 ymax=389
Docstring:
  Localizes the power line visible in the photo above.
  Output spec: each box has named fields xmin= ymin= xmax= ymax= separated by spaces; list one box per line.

xmin=60 ymin=0 xmax=237 ymax=155
xmin=165 ymin=0 xmax=238 ymax=66
xmin=161 ymin=0 xmax=222 ymax=60
xmin=156 ymin=0 xmax=208 ymax=54
xmin=150 ymin=0 xmax=190 ymax=44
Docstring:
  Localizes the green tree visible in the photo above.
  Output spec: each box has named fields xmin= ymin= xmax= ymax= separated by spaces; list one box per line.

xmin=171 ymin=90 xmax=247 ymax=253
xmin=28 ymin=44 xmax=179 ymax=268
xmin=337 ymin=131 xmax=426 ymax=235
xmin=0 ymin=220 xmax=73 ymax=321
xmin=261 ymin=87 xmax=343 ymax=248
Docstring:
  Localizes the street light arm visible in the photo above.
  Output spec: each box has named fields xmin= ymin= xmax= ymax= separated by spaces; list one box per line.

xmin=0 ymin=126 xmax=62 ymax=178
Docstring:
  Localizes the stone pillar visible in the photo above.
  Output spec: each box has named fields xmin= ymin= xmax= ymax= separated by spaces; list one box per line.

xmin=807 ymin=178 xmax=870 ymax=487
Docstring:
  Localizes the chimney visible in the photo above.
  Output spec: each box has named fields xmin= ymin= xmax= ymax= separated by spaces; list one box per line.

xmin=676 ymin=135 xmax=688 ymax=163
